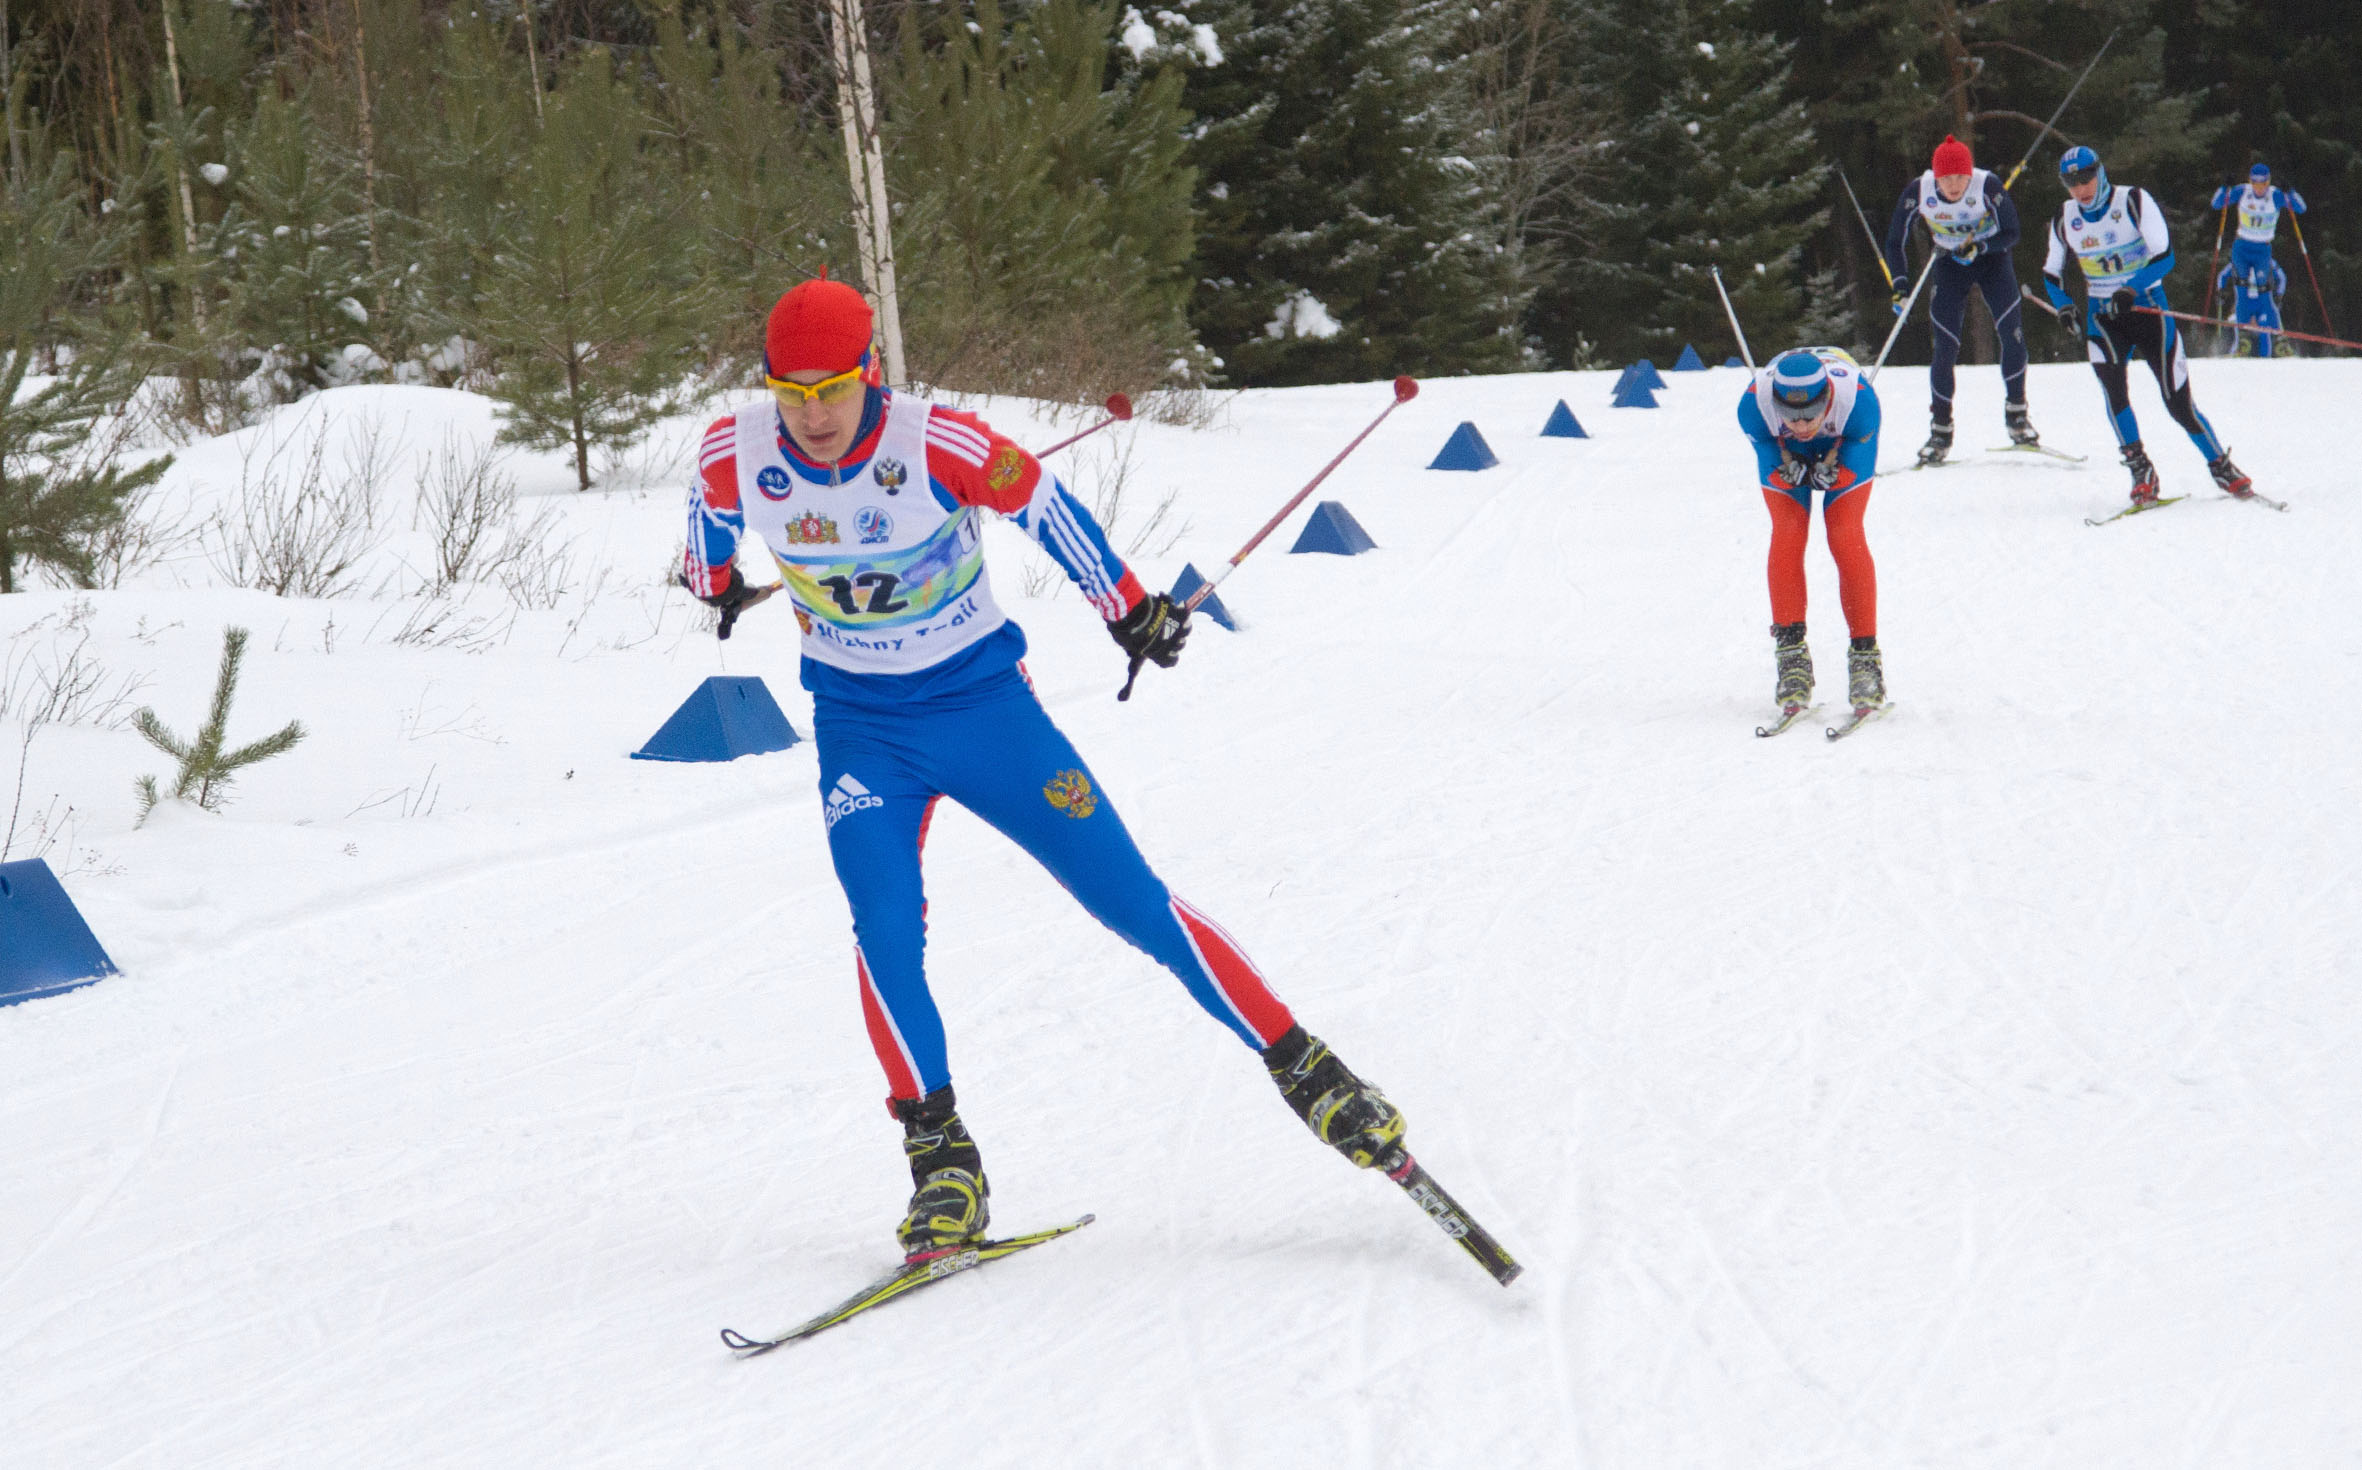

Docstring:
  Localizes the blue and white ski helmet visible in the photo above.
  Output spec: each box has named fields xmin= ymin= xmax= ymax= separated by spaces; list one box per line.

xmin=2250 ymin=162 xmax=2272 ymax=181
xmin=1766 ymin=351 xmax=1831 ymax=421
xmin=2059 ymin=145 xmax=2107 ymax=201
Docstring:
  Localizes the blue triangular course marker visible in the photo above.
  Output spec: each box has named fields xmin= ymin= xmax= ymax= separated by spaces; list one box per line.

xmin=0 ymin=858 xmax=119 ymax=1006
xmin=1611 ymin=379 xmax=1659 ymax=408
xmin=1428 ymin=421 xmax=1499 ymax=471
xmin=1673 ymin=344 xmax=1706 ymax=371
xmin=1169 ymin=563 xmax=1238 ymax=632
xmin=1290 ymin=501 xmax=1377 ymax=556
xmin=632 ymin=675 xmax=803 ymax=762
xmin=1725 ymin=356 xmax=1745 ymax=368
xmin=1540 ymin=400 xmax=1588 ymax=438
xmin=1628 ymin=359 xmax=1668 ymax=391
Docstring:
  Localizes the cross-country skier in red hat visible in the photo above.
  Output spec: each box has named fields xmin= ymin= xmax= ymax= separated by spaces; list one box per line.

xmin=1882 ymin=134 xmax=2041 ymax=466
xmin=681 ymin=277 xmax=1416 ymax=1262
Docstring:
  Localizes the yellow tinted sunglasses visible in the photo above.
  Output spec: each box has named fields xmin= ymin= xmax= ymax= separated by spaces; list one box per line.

xmin=767 ymin=367 xmax=866 ymax=409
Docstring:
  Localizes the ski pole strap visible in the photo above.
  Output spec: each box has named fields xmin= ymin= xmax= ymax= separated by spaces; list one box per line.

xmin=1114 ymin=649 xmax=1148 ymax=703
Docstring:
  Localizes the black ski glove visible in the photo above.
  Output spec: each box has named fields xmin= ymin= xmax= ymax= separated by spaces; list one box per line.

xmin=686 ymin=565 xmax=768 ymax=640
xmin=2105 ymin=287 xmax=2138 ymax=321
xmin=1889 ymin=278 xmax=1910 ymax=315
xmin=1772 ymin=449 xmax=1810 ymax=489
xmin=1111 ymin=592 xmax=1190 ymax=668
xmin=1110 ymin=592 xmax=1190 ymax=701
xmin=2057 ymin=300 xmax=2082 ymax=338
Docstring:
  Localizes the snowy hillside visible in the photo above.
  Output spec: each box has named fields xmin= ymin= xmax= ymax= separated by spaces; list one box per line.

xmin=4 ymin=358 xmax=2359 ymax=1467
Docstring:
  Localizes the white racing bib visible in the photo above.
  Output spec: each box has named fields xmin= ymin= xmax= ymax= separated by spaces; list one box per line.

xmin=733 ymin=392 xmax=1008 ymax=677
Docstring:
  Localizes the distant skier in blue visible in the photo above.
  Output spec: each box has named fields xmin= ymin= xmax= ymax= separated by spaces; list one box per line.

xmin=2210 ymin=164 xmax=2306 ymax=358
xmin=1882 ymin=134 xmax=2040 ymax=466
xmin=2042 ymin=146 xmax=2257 ymax=507
xmin=682 ymin=277 xmax=1411 ymax=1262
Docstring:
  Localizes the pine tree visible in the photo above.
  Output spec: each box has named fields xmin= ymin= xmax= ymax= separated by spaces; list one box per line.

xmin=646 ymin=5 xmax=853 ymax=379
xmin=1184 ymin=0 xmax=1523 ymax=386
xmin=2164 ymin=0 xmax=2362 ymax=342
xmin=1767 ymin=0 xmax=2225 ymax=362
xmin=132 ymin=626 xmax=305 ymax=822
xmin=882 ymin=0 xmax=1202 ymax=400
xmin=464 ymin=45 xmax=703 ymax=491
xmin=1541 ymin=0 xmax=1831 ymax=366
xmin=209 ymin=86 xmax=378 ymax=402
xmin=0 ymin=144 xmax=170 ymax=592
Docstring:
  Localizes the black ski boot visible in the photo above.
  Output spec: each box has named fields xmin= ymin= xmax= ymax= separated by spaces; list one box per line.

xmin=2120 ymin=442 xmax=2161 ymax=507
xmin=2208 ymin=451 xmax=2254 ymax=499
xmin=2004 ymin=401 xmax=2039 ymax=446
xmin=1263 ymin=1026 xmax=1406 ymax=1169
xmin=1846 ymin=636 xmax=1886 ymax=711
xmin=1772 ymin=622 xmax=1812 ymax=711
xmin=892 ymin=1085 xmax=990 ymax=1259
xmin=1916 ymin=419 xmax=1954 ymax=466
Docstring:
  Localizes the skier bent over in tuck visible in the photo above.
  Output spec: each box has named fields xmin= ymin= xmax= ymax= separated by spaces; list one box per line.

xmin=682 ymin=277 xmax=1408 ymax=1259
xmin=1736 ymin=348 xmax=1887 ymax=724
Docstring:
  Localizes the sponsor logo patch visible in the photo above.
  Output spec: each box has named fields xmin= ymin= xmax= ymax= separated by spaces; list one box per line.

xmin=786 ymin=513 xmax=840 ymax=545
xmin=872 ymin=456 xmax=907 ymax=493
xmin=855 ymin=507 xmax=893 ymax=544
xmin=824 ymin=772 xmax=884 ymax=829
xmin=1042 ymin=769 xmax=1097 ymax=819
xmin=986 ymin=444 xmax=1027 ymax=493
xmin=756 ymin=465 xmax=793 ymax=500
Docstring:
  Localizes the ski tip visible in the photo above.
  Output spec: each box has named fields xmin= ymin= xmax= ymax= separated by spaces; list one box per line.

xmin=720 ymin=1327 xmax=766 ymax=1353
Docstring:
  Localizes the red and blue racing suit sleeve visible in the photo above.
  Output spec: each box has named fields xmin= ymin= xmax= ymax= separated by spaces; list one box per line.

xmin=683 ymin=415 xmax=743 ymax=598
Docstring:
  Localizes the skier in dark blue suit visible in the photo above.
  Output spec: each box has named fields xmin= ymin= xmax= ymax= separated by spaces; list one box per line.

xmin=1883 ymin=135 xmax=2041 ymax=466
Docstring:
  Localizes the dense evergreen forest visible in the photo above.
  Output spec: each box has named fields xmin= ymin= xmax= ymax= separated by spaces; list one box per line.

xmin=2 ymin=0 xmax=2353 ymax=427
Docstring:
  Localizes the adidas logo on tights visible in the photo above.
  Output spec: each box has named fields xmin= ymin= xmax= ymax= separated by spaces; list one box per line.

xmin=824 ymin=773 xmax=884 ymax=829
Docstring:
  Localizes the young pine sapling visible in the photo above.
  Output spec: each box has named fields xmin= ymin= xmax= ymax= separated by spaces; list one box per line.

xmin=133 ymin=626 xmax=306 ymax=823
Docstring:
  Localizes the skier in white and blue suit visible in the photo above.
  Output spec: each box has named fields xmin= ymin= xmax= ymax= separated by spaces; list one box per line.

xmin=2042 ymin=145 xmax=2256 ymax=507
xmin=2210 ymin=163 xmax=2306 ymax=357
xmin=1882 ymin=134 xmax=2039 ymax=466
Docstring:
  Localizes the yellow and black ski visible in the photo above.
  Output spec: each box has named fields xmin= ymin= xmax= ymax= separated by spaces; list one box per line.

xmin=721 ymin=1216 xmax=1094 ymax=1357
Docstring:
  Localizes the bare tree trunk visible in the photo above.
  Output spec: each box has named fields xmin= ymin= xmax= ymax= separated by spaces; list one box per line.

xmin=158 ymin=1 xmax=206 ymax=333
xmin=521 ymin=0 xmax=545 ymax=122
xmin=566 ymin=353 xmax=589 ymax=491
xmin=351 ymin=0 xmax=384 ymax=317
xmin=826 ymin=0 xmax=904 ymax=386
xmin=2 ymin=0 xmax=25 ymax=182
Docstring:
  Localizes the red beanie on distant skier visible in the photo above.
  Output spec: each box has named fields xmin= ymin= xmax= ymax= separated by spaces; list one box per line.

xmin=764 ymin=277 xmax=877 ymax=379
xmin=1932 ymin=135 xmax=1973 ymax=176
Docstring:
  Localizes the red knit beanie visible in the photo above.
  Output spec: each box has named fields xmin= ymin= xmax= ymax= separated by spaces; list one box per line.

xmin=764 ymin=278 xmax=874 ymax=378
xmin=1931 ymin=135 xmax=1974 ymax=176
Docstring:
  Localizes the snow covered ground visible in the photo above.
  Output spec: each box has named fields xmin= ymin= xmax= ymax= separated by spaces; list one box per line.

xmin=4 ymin=356 xmax=2358 ymax=1467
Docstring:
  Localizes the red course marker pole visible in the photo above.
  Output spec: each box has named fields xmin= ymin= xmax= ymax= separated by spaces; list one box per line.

xmin=1036 ymin=393 xmax=1134 ymax=458
xmin=1183 ymin=375 xmax=1418 ymax=615
xmin=1117 ymin=375 xmax=1419 ymax=702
